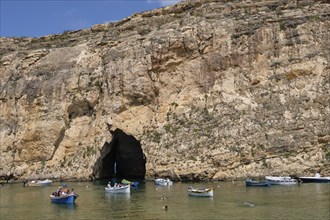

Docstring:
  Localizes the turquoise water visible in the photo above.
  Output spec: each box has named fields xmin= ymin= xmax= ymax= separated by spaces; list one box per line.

xmin=1 ymin=181 xmax=329 ymax=219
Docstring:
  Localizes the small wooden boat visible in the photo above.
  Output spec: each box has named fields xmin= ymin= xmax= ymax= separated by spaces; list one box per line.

xmin=155 ymin=178 xmax=173 ymax=186
xmin=50 ymin=193 xmax=78 ymax=204
xmin=121 ymin=179 xmax=139 ymax=187
xmin=105 ymin=183 xmax=130 ymax=194
xmin=299 ymin=173 xmax=330 ymax=183
xmin=245 ymin=179 xmax=271 ymax=187
xmin=188 ymin=187 xmax=213 ymax=197
xmin=25 ymin=179 xmax=52 ymax=187
xmin=265 ymin=176 xmax=297 ymax=185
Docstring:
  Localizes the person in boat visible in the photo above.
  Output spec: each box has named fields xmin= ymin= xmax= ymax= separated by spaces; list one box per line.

xmin=62 ymin=188 xmax=68 ymax=195
xmin=56 ymin=187 xmax=62 ymax=196
xmin=110 ymin=178 xmax=117 ymax=186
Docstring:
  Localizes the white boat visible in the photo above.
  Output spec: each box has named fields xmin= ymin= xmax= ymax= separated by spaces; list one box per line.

xmin=155 ymin=178 xmax=173 ymax=186
xmin=105 ymin=183 xmax=130 ymax=194
xmin=188 ymin=187 xmax=213 ymax=197
xmin=265 ymin=176 xmax=297 ymax=185
xmin=299 ymin=173 xmax=330 ymax=183
xmin=25 ymin=179 xmax=52 ymax=186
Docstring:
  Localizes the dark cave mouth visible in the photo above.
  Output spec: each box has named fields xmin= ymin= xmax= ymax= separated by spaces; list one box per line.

xmin=93 ymin=128 xmax=146 ymax=180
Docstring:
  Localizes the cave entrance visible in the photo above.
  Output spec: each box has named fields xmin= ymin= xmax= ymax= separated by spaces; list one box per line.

xmin=93 ymin=128 xmax=146 ymax=180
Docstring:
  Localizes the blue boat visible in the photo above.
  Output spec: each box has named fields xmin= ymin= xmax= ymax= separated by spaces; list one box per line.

xmin=50 ymin=193 xmax=78 ymax=204
xmin=245 ymin=179 xmax=271 ymax=187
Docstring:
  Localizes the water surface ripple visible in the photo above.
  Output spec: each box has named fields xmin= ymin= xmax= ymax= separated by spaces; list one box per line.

xmin=1 ymin=181 xmax=329 ymax=219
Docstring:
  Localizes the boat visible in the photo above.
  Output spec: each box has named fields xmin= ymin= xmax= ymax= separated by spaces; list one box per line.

xmin=121 ymin=179 xmax=139 ymax=187
xmin=25 ymin=179 xmax=52 ymax=187
xmin=105 ymin=183 xmax=130 ymax=194
xmin=265 ymin=176 xmax=297 ymax=185
xmin=188 ymin=187 xmax=213 ymax=197
xmin=50 ymin=187 xmax=78 ymax=204
xmin=50 ymin=193 xmax=78 ymax=204
xmin=299 ymin=173 xmax=330 ymax=183
xmin=155 ymin=178 xmax=173 ymax=186
xmin=245 ymin=179 xmax=271 ymax=187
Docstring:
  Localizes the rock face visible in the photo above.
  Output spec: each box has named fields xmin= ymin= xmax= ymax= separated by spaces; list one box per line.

xmin=0 ymin=0 xmax=329 ymax=181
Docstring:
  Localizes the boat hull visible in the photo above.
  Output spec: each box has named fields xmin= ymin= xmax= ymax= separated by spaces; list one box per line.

xmin=155 ymin=179 xmax=173 ymax=186
xmin=265 ymin=176 xmax=297 ymax=185
xmin=299 ymin=177 xmax=330 ymax=183
xmin=27 ymin=179 xmax=52 ymax=187
xmin=245 ymin=180 xmax=270 ymax=187
xmin=50 ymin=194 xmax=77 ymax=204
xmin=188 ymin=189 xmax=213 ymax=197
xmin=105 ymin=185 xmax=130 ymax=194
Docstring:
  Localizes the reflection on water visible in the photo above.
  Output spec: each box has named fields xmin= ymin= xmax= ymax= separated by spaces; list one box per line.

xmin=50 ymin=203 xmax=77 ymax=211
xmin=104 ymin=192 xmax=131 ymax=201
xmin=50 ymin=203 xmax=77 ymax=219
xmin=1 ymin=181 xmax=329 ymax=220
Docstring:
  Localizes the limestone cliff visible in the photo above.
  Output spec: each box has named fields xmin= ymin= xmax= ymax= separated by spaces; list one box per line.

xmin=1 ymin=0 xmax=329 ymax=181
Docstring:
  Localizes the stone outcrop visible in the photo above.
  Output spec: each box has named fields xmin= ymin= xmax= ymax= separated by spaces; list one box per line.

xmin=0 ymin=0 xmax=329 ymax=181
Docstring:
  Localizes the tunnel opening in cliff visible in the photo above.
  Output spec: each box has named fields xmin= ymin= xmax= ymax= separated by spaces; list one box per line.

xmin=93 ymin=128 xmax=146 ymax=180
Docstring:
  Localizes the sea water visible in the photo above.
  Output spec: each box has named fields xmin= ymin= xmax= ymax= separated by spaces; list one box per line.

xmin=1 ymin=181 xmax=329 ymax=219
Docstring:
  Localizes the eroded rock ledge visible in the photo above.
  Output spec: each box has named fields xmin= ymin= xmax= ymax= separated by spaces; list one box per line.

xmin=0 ymin=0 xmax=329 ymax=181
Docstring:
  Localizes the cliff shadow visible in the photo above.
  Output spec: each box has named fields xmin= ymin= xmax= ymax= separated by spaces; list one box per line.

xmin=92 ymin=127 xmax=146 ymax=180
